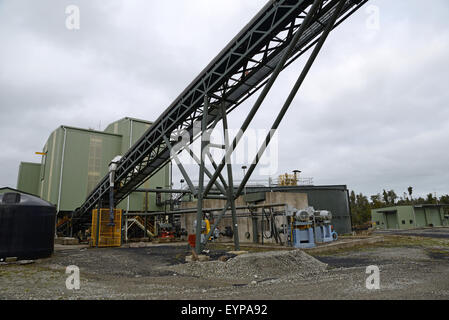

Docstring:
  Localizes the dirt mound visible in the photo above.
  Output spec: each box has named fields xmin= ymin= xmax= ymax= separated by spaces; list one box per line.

xmin=166 ymin=249 xmax=327 ymax=281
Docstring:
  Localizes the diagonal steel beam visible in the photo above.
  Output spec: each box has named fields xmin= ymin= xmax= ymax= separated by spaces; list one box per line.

xmin=203 ymin=0 xmax=325 ymax=197
xmin=237 ymin=0 xmax=346 ymax=198
xmin=184 ymin=145 xmax=227 ymax=196
xmin=162 ymin=135 xmax=196 ymax=196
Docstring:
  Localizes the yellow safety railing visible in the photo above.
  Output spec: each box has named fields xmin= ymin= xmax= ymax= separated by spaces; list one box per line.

xmin=91 ymin=209 xmax=122 ymax=247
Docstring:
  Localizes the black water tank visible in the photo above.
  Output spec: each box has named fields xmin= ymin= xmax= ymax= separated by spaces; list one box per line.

xmin=0 ymin=192 xmax=56 ymax=260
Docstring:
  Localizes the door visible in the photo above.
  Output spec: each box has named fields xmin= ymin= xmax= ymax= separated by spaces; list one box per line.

xmin=385 ymin=212 xmax=398 ymax=230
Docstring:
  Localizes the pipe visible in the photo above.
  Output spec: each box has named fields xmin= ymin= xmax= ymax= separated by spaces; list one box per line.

xmin=108 ymin=156 xmax=123 ymax=226
xmin=57 ymin=127 xmax=67 ymax=213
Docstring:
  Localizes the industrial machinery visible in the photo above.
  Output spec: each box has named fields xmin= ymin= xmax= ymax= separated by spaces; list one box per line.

xmin=313 ymin=210 xmax=334 ymax=243
xmin=193 ymin=218 xmax=211 ymax=245
xmin=286 ymin=206 xmax=316 ymax=249
xmin=59 ymin=0 xmax=369 ymax=254
xmin=285 ymin=206 xmax=338 ymax=248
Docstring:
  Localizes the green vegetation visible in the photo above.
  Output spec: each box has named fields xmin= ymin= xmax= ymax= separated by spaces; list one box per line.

xmin=350 ymin=187 xmax=449 ymax=226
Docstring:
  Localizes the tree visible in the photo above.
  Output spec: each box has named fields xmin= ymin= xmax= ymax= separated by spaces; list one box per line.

xmin=382 ymin=190 xmax=389 ymax=205
xmin=408 ymin=186 xmax=413 ymax=200
xmin=439 ymin=195 xmax=449 ymax=204
xmin=426 ymin=193 xmax=437 ymax=204
xmin=370 ymin=194 xmax=384 ymax=209
xmin=387 ymin=190 xmax=398 ymax=205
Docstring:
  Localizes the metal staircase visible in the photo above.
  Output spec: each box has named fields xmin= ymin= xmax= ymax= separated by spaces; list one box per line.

xmin=127 ymin=216 xmax=155 ymax=238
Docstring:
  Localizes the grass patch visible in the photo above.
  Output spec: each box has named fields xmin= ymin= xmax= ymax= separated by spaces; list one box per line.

xmin=310 ymin=235 xmax=449 ymax=257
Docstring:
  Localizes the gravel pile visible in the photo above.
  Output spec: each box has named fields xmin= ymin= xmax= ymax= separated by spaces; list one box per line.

xmin=165 ymin=249 xmax=328 ymax=281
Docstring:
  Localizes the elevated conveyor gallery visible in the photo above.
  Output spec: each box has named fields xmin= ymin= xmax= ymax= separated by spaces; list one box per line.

xmin=64 ymin=0 xmax=368 ymax=234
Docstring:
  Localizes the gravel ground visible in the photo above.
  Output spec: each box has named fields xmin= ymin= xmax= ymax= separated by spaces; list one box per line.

xmin=165 ymin=250 xmax=327 ymax=281
xmin=1 ymin=236 xmax=449 ymax=300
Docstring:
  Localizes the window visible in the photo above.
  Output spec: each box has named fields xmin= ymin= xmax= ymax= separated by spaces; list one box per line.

xmin=402 ymin=220 xmax=406 ymax=225
xmin=410 ymin=220 xmax=414 ymax=224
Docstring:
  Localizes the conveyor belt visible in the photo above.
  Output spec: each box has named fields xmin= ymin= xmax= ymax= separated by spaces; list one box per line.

xmin=67 ymin=0 xmax=368 ymax=231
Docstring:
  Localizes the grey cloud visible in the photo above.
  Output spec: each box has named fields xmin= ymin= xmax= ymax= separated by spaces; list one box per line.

xmin=1 ymin=0 xmax=448 ymax=201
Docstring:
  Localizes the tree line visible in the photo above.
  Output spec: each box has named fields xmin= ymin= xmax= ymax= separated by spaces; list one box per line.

xmin=349 ymin=187 xmax=449 ymax=226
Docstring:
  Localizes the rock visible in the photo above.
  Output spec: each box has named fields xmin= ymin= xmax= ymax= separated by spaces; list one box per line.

xmin=5 ymin=257 xmax=18 ymax=263
xmin=186 ymin=255 xmax=210 ymax=262
xmin=129 ymin=242 xmax=146 ymax=248
xmin=167 ymin=249 xmax=328 ymax=281
xmin=18 ymin=260 xmax=35 ymax=265
xmin=251 ymin=281 xmax=257 ymax=285
xmin=198 ymin=255 xmax=210 ymax=262
xmin=218 ymin=256 xmax=229 ymax=262
xmin=228 ymin=251 xmax=249 ymax=256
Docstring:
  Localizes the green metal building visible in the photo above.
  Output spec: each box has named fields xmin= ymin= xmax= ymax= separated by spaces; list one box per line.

xmin=372 ymin=205 xmax=449 ymax=230
xmin=16 ymin=118 xmax=172 ymax=214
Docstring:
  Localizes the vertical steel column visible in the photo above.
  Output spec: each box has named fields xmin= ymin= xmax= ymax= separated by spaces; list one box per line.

xmin=195 ymin=96 xmax=210 ymax=254
xmin=221 ymin=102 xmax=240 ymax=251
xmin=236 ymin=0 xmax=346 ymax=198
xmin=108 ymin=186 xmax=115 ymax=226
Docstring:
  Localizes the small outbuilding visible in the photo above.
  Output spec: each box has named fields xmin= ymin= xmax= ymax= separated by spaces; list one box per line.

xmin=371 ymin=205 xmax=449 ymax=230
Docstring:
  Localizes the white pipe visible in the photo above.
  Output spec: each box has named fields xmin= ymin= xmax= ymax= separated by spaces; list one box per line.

xmin=55 ymin=127 xmax=67 ymax=238
xmin=57 ymin=127 xmax=67 ymax=213
xmin=126 ymin=119 xmax=133 ymax=213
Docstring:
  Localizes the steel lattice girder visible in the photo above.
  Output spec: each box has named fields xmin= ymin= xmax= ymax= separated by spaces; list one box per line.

xmin=72 ymin=0 xmax=368 ymax=226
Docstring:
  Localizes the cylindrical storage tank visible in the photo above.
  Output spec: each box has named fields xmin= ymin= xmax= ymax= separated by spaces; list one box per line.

xmin=0 ymin=192 xmax=56 ymax=260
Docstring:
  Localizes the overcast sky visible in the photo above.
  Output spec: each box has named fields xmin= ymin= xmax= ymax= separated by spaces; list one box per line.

xmin=1 ymin=0 xmax=448 ymax=199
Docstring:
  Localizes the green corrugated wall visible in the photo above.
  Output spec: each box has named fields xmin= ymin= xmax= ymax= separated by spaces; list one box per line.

xmin=17 ymin=162 xmax=41 ymax=196
xmin=27 ymin=118 xmax=171 ymax=213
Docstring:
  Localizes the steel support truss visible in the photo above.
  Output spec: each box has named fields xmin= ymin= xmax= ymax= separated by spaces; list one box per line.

xmin=167 ymin=0 xmax=350 ymax=254
xmin=64 ymin=0 xmax=369 ymax=239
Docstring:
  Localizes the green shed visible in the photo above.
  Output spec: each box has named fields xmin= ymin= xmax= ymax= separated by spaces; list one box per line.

xmin=372 ymin=205 xmax=449 ymax=230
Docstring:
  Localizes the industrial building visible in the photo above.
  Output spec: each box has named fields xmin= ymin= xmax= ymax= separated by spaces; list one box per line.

xmin=372 ymin=205 xmax=449 ymax=230
xmin=177 ymin=182 xmax=351 ymax=245
xmin=16 ymin=118 xmax=172 ymax=215
xmin=242 ymin=185 xmax=352 ymax=235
